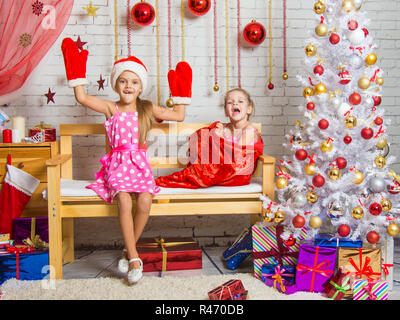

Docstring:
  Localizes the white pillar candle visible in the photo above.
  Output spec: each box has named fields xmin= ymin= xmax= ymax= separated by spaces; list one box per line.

xmin=12 ymin=116 xmax=25 ymax=139
xmin=12 ymin=129 xmax=21 ymax=143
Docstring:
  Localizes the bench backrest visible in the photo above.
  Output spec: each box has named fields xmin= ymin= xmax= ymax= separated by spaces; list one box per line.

xmin=59 ymin=123 xmax=262 ymax=179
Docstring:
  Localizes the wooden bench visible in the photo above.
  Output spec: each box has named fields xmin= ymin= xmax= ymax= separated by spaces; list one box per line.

xmin=46 ymin=123 xmax=276 ymax=279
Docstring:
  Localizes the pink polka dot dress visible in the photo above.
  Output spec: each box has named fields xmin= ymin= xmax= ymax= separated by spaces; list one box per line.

xmin=86 ymin=105 xmax=160 ymax=204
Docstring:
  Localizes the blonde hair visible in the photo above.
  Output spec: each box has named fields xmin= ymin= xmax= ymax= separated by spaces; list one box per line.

xmin=136 ymin=97 xmax=153 ymax=146
xmin=224 ymin=88 xmax=255 ymax=120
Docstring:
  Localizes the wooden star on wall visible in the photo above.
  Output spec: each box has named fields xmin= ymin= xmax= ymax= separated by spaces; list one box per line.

xmin=83 ymin=1 xmax=99 ymax=18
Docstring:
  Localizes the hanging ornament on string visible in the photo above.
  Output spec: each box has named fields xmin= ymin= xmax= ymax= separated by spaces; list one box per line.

xmin=127 ymin=0 xmax=133 ymax=57
xmin=155 ymin=0 xmax=162 ymax=106
xmin=212 ymin=0 xmax=219 ymax=92
xmin=267 ymin=0 xmax=274 ymax=89
xmin=114 ymin=0 xmax=119 ymax=61
xmin=282 ymin=0 xmax=288 ymax=80
xmin=224 ymin=0 xmax=230 ymax=90
xmin=236 ymin=0 xmax=242 ymax=88
xmin=131 ymin=1 xmax=155 ymax=26
xmin=187 ymin=0 xmax=211 ymax=16
xmin=243 ymin=20 xmax=266 ymax=46
xmin=166 ymin=0 xmax=175 ymax=107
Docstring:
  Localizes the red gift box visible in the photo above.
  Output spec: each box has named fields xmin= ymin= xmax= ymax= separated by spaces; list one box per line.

xmin=322 ymin=267 xmax=352 ymax=300
xmin=137 ymin=237 xmax=202 ymax=272
xmin=29 ymin=122 xmax=56 ymax=142
xmin=208 ymin=279 xmax=247 ymax=300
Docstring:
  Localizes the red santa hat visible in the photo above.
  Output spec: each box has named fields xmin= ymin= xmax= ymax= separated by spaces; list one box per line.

xmin=110 ymin=56 xmax=148 ymax=93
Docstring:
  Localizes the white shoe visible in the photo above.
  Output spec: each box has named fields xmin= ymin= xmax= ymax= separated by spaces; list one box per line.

xmin=117 ymin=249 xmax=129 ymax=273
xmin=127 ymin=258 xmax=143 ymax=284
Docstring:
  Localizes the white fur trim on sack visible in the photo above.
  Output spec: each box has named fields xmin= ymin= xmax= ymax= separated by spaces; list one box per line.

xmin=111 ymin=61 xmax=148 ymax=93
xmin=171 ymin=96 xmax=191 ymax=105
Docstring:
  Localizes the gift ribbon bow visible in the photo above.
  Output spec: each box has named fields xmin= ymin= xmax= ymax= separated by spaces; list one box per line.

xmin=382 ymin=263 xmax=393 ymax=277
xmin=6 ymin=245 xmax=34 ymax=280
xmin=272 ymin=265 xmax=293 ymax=293
xmin=32 ymin=121 xmax=53 ymax=130
xmin=329 ymin=276 xmax=351 ymax=300
xmin=362 ymin=282 xmax=377 ymax=300
xmin=22 ymin=218 xmax=48 ymax=250
xmin=347 ymin=248 xmax=381 ymax=280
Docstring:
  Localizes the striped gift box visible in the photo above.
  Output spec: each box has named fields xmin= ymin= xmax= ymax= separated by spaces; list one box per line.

xmin=252 ymin=224 xmax=307 ymax=279
xmin=353 ymin=279 xmax=388 ymax=300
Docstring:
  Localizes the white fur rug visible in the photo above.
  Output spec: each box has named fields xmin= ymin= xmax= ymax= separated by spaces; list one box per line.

xmin=0 ymin=273 xmax=328 ymax=300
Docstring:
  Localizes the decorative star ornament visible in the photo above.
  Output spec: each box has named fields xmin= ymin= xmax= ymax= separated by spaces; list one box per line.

xmin=83 ymin=2 xmax=99 ymax=18
xmin=97 ymin=75 xmax=105 ymax=91
xmin=75 ymin=36 xmax=87 ymax=50
xmin=45 ymin=88 xmax=56 ymax=104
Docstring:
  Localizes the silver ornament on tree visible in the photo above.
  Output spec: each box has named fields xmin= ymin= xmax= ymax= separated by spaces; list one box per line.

xmin=364 ymin=97 xmax=375 ymax=108
xmin=348 ymin=28 xmax=365 ymax=45
xmin=349 ymin=54 xmax=364 ymax=69
xmin=353 ymin=0 xmax=362 ymax=8
xmin=328 ymin=200 xmax=344 ymax=219
xmin=331 ymin=97 xmax=341 ymax=109
xmin=369 ymin=176 xmax=386 ymax=193
xmin=292 ymin=193 xmax=307 ymax=208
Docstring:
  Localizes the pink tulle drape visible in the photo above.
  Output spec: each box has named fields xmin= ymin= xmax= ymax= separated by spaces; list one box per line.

xmin=0 ymin=0 xmax=73 ymax=102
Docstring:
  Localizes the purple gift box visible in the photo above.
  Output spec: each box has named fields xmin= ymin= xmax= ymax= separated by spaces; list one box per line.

xmin=295 ymin=244 xmax=336 ymax=293
xmin=12 ymin=217 xmax=48 ymax=245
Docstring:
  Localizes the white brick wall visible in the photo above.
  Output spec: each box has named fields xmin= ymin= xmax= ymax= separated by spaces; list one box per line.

xmin=4 ymin=0 xmax=400 ymax=247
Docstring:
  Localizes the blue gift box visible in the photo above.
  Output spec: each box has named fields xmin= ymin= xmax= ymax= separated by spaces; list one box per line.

xmin=314 ymin=234 xmax=362 ymax=248
xmin=0 ymin=250 xmax=49 ymax=284
xmin=223 ymin=227 xmax=252 ymax=270
xmin=261 ymin=263 xmax=296 ymax=284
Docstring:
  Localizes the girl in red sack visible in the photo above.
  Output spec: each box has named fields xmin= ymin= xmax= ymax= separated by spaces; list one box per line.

xmin=61 ymin=38 xmax=192 ymax=284
xmin=156 ymin=88 xmax=263 ymax=189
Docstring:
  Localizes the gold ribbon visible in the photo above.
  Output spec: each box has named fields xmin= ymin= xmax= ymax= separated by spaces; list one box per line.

xmin=22 ymin=218 xmax=48 ymax=250
xmin=137 ymin=238 xmax=195 ymax=272
xmin=32 ymin=121 xmax=52 ymax=130
xmin=387 ymin=170 xmax=400 ymax=183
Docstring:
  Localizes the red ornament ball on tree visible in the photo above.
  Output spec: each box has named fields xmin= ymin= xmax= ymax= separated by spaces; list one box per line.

xmin=283 ymin=235 xmax=296 ymax=246
xmin=313 ymin=65 xmax=324 ymax=75
xmin=361 ymin=127 xmax=374 ymax=139
xmin=318 ymin=119 xmax=329 ymax=130
xmin=268 ymin=82 xmax=274 ymax=90
xmin=292 ymin=215 xmax=305 ymax=228
xmin=373 ymin=96 xmax=382 ymax=106
xmin=343 ymin=135 xmax=352 ymax=144
xmin=348 ymin=20 xmax=358 ymax=30
xmin=329 ymin=33 xmax=340 ymax=45
xmin=349 ymin=92 xmax=362 ymax=105
xmin=295 ymin=149 xmax=308 ymax=161
xmin=243 ymin=21 xmax=266 ymax=46
xmin=131 ymin=2 xmax=155 ymax=26
xmin=369 ymin=202 xmax=382 ymax=216
xmin=312 ymin=174 xmax=325 ymax=187
xmin=336 ymin=157 xmax=347 ymax=169
xmin=374 ymin=117 xmax=383 ymax=125
xmin=187 ymin=0 xmax=211 ymax=16
xmin=306 ymin=102 xmax=315 ymax=110
xmin=387 ymin=179 xmax=400 ymax=195
xmin=366 ymin=231 xmax=380 ymax=244
xmin=338 ymin=224 xmax=351 ymax=237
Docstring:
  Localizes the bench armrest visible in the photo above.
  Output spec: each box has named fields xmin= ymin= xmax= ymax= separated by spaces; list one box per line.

xmin=258 ymin=154 xmax=276 ymax=164
xmin=46 ymin=154 xmax=72 ymax=166
xmin=259 ymin=154 xmax=276 ymax=201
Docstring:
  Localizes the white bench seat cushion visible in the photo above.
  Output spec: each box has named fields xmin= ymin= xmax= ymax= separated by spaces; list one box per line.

xmin=43 ymin=177 xmax=263 ymax=199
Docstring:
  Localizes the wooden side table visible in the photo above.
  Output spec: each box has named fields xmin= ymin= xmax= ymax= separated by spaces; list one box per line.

xmin=0 ymin=141 xmax=58 ymax=217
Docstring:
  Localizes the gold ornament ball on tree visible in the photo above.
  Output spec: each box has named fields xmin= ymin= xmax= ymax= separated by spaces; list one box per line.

xmin=276 ymin=177 xmax=288 ymax=189
xmin=166 ymin=98 xmax=174 ymax=108
xmin=315 ymin=24 xmax=328 ymax=37
xmin=351 ymin=206 xmax=364 ymax=219
xmin=213 ymin=84 xmax=220 ymax=92
xmin=341 ymin=0 xmax=355 ymax=12
xmin=358 ymin=77 xmax=371 ymax=90
xmin=315 ymin=83 xmax=327 ymax=95
xmin=282 ymin=73 xmax=289 ymax=80
xmin=375 ymin=155 xmax=386 ymax=168
xmin=345 ymin=115 xmax=357 ymax=128
xmin=365 ymin=53 xmax=377 ymax=66
xmin=376 ymin=139 xmax=387 ymax=149
xmin=387 ymin=223 xmax=400 ymax=237
xmin=304 ymin=163 xmax=317 ymax=176
xmin=274 ymin=210 xmax=286 ymax=223
xmin=328 ymin=167 xmax=341 ymax=180
xmin=354 ymin=170 xmax=364 ymax=184
xmin=303 ymin=87 xmax=315 ymax=98
xmin=320 ymin=140 xmax=333 ymax=152
xmin=305 ymin=44 xmax=317 ymax=57
xmin=381 ymin=199 xmax=392 ymax=212
xmin=313 ymin=1 xmax=326 ymax=14
xmin=307 ymin=190 xmax=318 ymax=203
xmin=309 ymin=216 xmax=322 ymax=229
xmin=375 ymin=77 xmax=384 ymax=85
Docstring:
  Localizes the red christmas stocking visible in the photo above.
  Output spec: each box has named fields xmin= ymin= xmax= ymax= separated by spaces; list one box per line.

xmin=0 ymin=163 xmax=40 ymax=234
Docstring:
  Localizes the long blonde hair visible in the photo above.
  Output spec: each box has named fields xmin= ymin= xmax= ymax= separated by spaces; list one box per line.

xmin=136 ymin=97 xmax=153 ymax=146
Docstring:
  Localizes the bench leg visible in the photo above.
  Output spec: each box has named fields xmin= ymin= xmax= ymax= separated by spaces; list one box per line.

xmin=62 ymin=218 xmax=74 ymax=263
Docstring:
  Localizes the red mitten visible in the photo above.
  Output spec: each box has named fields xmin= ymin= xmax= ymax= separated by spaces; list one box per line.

xmin=168 ymin=61 xmax=192 ymax=105
xmin=61 ymin=38 xmax=89 ymax=88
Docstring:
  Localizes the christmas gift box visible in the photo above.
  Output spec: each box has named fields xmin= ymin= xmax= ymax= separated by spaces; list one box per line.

xmin=322 ymin=267 xmax=352 ymax=300
xmin=208 ymin=279 xmax=247 ymax=300
xmin=353 ymin=279 xmax=388 ymax=300
xmin=0 ymin=245 xmax=49 ymax=284
xmin=314 ymin=234 xmax=362 ymax=248
xmin=136 ymin=237 xmax=202 ymax=272
xmin=261 ymin=263 xmax=298 ymax=295
xmin=295 ymin=244 xmax=336 ymax=293
xmin=252 ymin=223 xmax=307 ymax=279
xmin=337 ymin=247 xmax=381 ymax=282
xmin=28 ymin=121 xmax=56 ymax=142
xmin=222 ymin=227 xmax=252 ymax=270
xmin=380 ymin=235 xmax=394 ymax=291
xmin=12 ymin=217 xmax=48 ymax=248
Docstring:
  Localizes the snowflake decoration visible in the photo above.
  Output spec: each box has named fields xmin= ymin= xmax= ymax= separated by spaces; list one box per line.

xmin=32 ymin=0 xmax=44 ymax=16
xmin=19 ymin=33 xmax=32 ymax=48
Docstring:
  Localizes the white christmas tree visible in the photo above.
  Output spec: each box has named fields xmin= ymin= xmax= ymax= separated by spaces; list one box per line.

xmin=261 ymin=0 xmax=400 ymax=245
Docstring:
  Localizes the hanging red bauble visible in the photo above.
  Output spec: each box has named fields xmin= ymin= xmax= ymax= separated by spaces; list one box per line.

xmin=295 ymin=149 xmax=308 ymax=161
xmin=336 ymin=157 xmax=347 ymax=169
xmin=374 ymin=117 xmax=383 ymax=125
xmin=373 ymin=96 xmax=382 ymax=106
xmin=318 ymin=119 xmax=329 ymax=130
xmin=387 ymin=179 xmax=400 ymax=194
xmin=268 ymin=82 xmax=274 ymax=90
xmin=329 ymin=33 xmax=340 ymax=45
xmin=292 ymin=214 xmax=305 ymax=228
xmin=362 ymin=28 xmax=369 ymax=37
xmin=366 ymin=231 xmax=380 ymax=244
xmin=338 ymin=70 xmax=352 ymax=85
xmin=338 ymin=224 xmax=351 ymax=237
xmin=243 ymin=20 xmax=266 ymax=46
xmin=369 ymin=202 xmax=382 ymax=216
xmin=343 ymin=135 xmax=352 ymax=144
xmin=313 ymin=65 xmax=324 ymax=75
xmin=361 ymin=127 xmax=374 ymax=139
xmin=349 ymin=92 xmax=362 ymax=105
xmin=312 ymin=174 xmax=325 ymax=187
xmin=348 ymin=20 xmax=358 ymax=30
xmin=283 ymin=235 xmax=296 ymax=246
xmin=131 ymin=1 xmax=155 ymax=26
xmin=306 ymin=102 xmax=315 ymax=110
xmin=187 ymin=0 xmax=211 ymax=16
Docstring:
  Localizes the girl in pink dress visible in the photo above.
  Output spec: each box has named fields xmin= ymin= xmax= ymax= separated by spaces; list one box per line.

xmin=61 ymin=38 xmax=192 ymax=283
